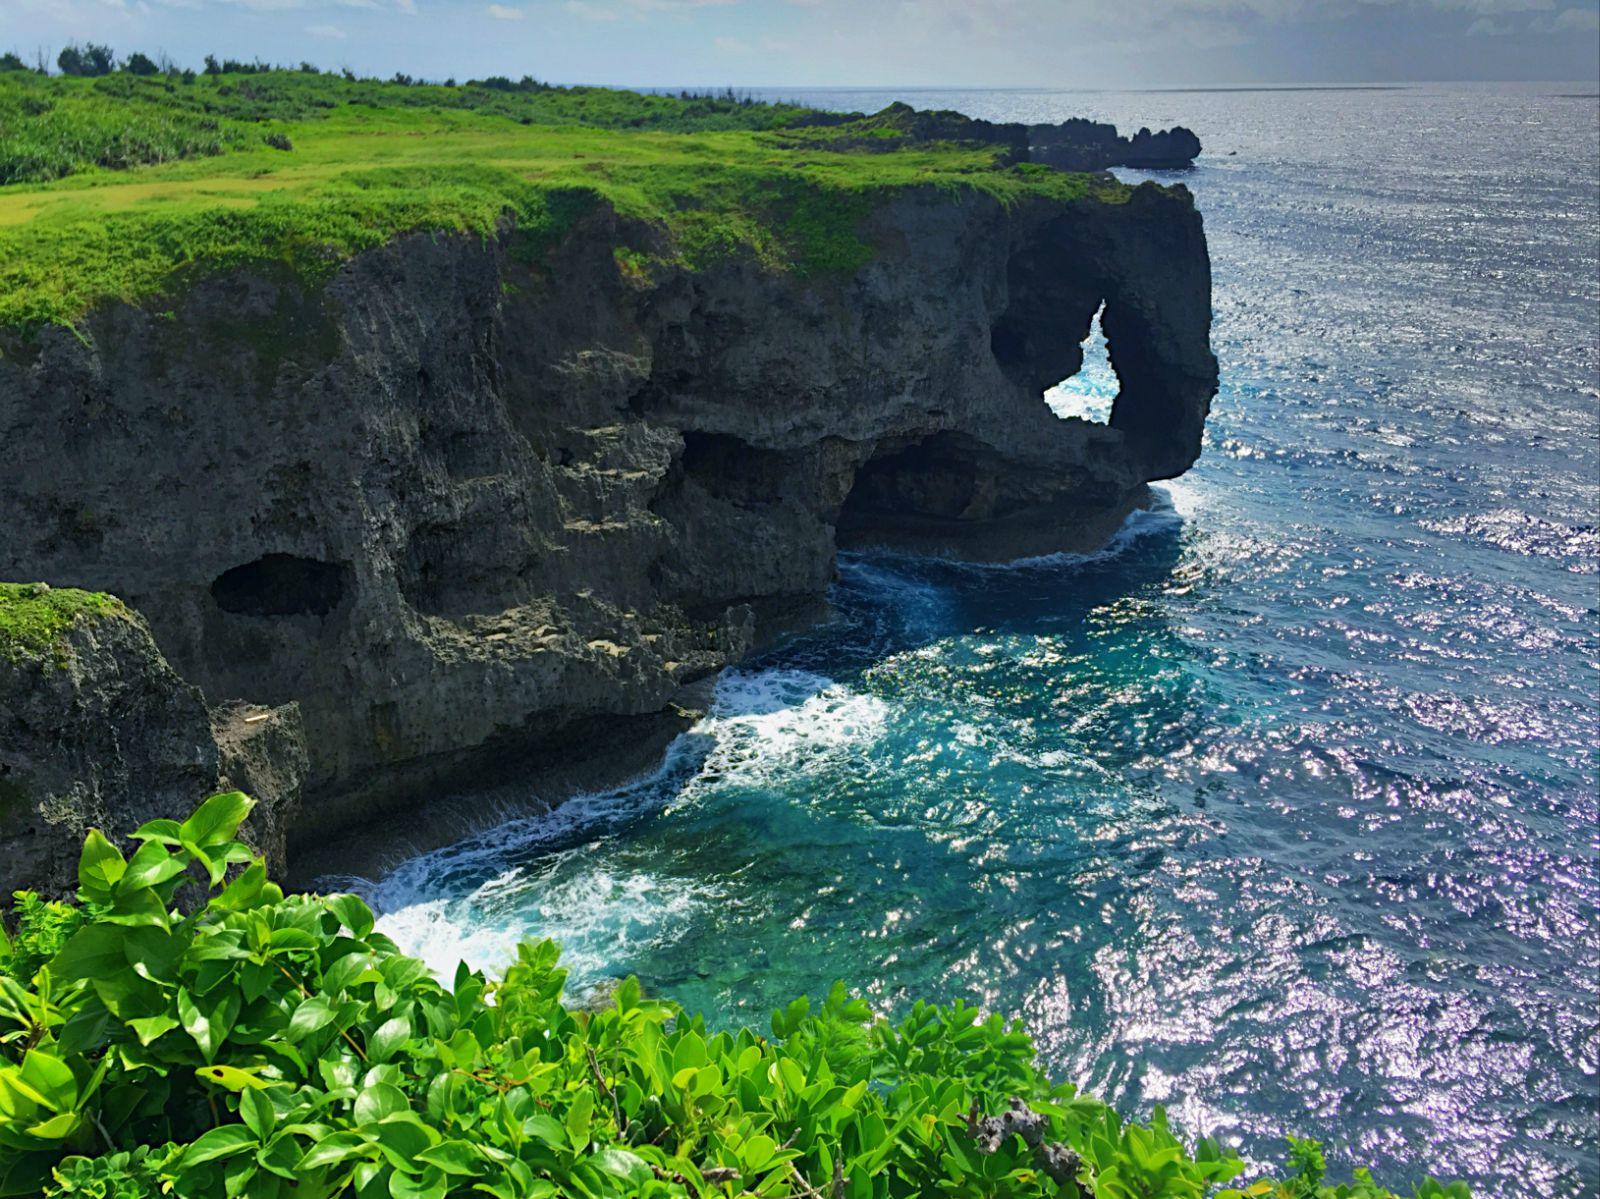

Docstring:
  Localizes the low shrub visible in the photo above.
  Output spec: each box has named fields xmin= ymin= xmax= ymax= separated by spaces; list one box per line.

xmin=0 ymin=795 xmax=1470 ymax=1198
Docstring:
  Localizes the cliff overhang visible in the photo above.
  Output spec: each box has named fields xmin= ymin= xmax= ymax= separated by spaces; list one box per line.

xmin=0 ymin=178 xmax=1216 ymax=869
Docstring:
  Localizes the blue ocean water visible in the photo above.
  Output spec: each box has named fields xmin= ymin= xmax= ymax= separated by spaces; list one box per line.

xmin=360 ymin=85 xmax=1600 ymax=1197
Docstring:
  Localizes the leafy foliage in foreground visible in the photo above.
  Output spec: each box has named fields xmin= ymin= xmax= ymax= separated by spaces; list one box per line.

xmin=0 ymin=795 xmax=1469 ymax=1199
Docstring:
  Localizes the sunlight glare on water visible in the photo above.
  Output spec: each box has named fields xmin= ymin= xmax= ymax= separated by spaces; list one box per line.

xmin=352 ymin=84 xmax=1600 ymax=1198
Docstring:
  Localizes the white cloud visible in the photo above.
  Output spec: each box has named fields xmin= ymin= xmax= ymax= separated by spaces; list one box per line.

xmin=1433 ymin=0 xmax=1552 ymax=12
xmin=713 ymin=34 xmax=750 ymax=51
xmin=1536 ymin=4 xmax=1600 ymax=27
xmin=158 ymin=0 xmax=416 ymax=9
xmin=563 ymin=0 xmax=737 ymax=18
xmin=306 ymin=20 xmax=345 ymax=34
xmin=486 ymin=1 xmax=523 ymax=15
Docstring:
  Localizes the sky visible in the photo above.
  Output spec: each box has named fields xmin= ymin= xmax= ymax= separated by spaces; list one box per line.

xmin=2 ymin=0 xmax=1597 ymax=88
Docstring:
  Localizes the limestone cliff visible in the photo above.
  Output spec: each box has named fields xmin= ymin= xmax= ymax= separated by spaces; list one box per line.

xmin=792 ymin=103 xmax=1203 ymax=171
xmin=0 ymin=586 xmax=306 ymax=896
xmin=0 ymin=181 xmax=1215 ymax=863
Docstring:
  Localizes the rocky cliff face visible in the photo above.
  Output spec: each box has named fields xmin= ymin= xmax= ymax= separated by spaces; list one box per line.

xmin=0 ymin=590 xmax=306 ymax=896
xmin=0 ymin=182 xmax=1215 ymax=861
xmin=793 ymin=104 xmax=1203 ymax=171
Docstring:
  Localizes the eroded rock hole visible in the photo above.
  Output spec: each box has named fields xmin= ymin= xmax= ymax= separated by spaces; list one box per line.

xmin=837 ymin=432 xmax=998 ymax=533
xmin=679 ymin=432 xmax=790 ymax=508
xmin=1045 ymin=303 xmax=1116 ymax=425
xmin=211 ymin=554 xmax=347 ymax=618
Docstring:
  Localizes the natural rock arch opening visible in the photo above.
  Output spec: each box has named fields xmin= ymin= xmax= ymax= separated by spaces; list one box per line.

xmin=991 ymin=201 xmax=1217 ymax=481
xmin=988 ymin=230 xmax=1121 ymax=431
xmin=1044 ymin=302 xmax=1117 ymax=425
xmin=211 ymin=554 xmax=347 ymax=618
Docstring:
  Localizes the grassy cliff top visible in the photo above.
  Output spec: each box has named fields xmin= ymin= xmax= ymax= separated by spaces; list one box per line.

xmin=0 ymin=582 xmax=124 ymax=663
xmin=0 ymin=69 xmax=1127 ymax=332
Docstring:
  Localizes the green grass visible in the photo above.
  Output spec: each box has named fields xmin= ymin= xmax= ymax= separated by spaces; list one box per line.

xmin=0 ymin=583 xmax=123 ymax=664
xmin=0 ymin=70 xmax=1128 ymax=333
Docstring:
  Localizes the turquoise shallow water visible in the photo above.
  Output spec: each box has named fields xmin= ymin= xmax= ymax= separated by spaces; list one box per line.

xmin=352 ymin=85 xmax=1599 ymax=1197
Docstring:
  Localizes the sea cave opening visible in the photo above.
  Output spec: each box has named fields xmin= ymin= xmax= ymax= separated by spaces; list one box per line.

xmin=836 ymin=431 xmax=996 ymax=539
xmin=210 ymin=553 xmax=348 ymax=618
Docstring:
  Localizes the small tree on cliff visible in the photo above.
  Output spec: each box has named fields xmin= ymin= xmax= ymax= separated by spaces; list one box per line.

xmin=56 ymin=42 xmax=115 ymax=76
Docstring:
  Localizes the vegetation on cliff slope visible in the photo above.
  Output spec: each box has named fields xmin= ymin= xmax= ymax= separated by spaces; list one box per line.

xmin=0 ymin=66 xmax=1126 ymax=333
xmin=0 ymin=584 xmax=122 ymax=665
xmin=0 ymin=794 xmax=1468 ymax=1199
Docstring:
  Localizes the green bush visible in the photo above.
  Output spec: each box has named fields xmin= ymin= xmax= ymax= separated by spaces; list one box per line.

xmin=0 ymin=795 xmax=1469 ymax=1199
xmin=55 ymin=45 xmax=115 ymax=78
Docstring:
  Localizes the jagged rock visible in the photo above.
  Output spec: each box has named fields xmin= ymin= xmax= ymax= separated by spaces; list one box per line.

xmin=0 ymin=182 xmax=1215 ymax=856
xmin=793 ymin=103 xmax=1201 ymax=170
xmin=0 ymin=596 xmax=305 ymax=896
xmin=965 ymin=1097 xmax=1082 ymax=1187
xmin=1031 ymin=119 xmax=1202 ymax=171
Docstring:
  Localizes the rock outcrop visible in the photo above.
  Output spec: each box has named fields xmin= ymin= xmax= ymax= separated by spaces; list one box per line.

xmin=0 ymin=180 xmax=1215 ymax=864
xmin=793 ymin=103 xmax=1203 ymax=171
xmin=0 ymin=588 xmax=306 ymax=896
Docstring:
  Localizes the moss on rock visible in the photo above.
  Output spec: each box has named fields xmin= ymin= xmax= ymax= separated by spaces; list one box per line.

xmin=0 ymin=582 xmax=124 ymax=664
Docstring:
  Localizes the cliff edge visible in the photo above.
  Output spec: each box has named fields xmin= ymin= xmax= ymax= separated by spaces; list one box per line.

xmin=0 ymin=178 xmax=1215 ymax=863
xmin=0 ymin=584 xmax=306 ymax=895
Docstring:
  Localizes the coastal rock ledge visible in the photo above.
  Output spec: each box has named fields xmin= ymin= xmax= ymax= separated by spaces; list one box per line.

xmin=0 ymin=182 xmax=1216 ymax=871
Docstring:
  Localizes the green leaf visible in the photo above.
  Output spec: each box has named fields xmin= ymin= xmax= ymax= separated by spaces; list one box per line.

xmin=122 ymin=924 xmax=182 ymax=981
xmin=591 ymin=1148 xmax=649 ymax=1183
xmin=367 ymin=1014 xmax=412 ymax=1064
xmin=22 ymin=1111 xmax=79 ymax=1141
xmin=128 ymin=1014 xmax=180 ymax=1046
xmin=741 ymin=1133 xmax=777 ymax=1171
xmin=520 ymin=1113 xmax=566 ymax=1148
xmin=49 ymin=924 xmax=125 ymax=983
xmin=212 ymin=861 xmax=268 ymax=912
xmin=288 ymin=994 xmax=337 ymax=1042
xmin=77 ymin=829 xmax=126 ymax=900
xmin=297 ymin=1131 xmax=371 ymax=1172
xmin=101 ymin=884 xmax=171 ymax=930
xmin=372 ymin=1111 xmax=440 ymax=1166
xmin=120 ymin=839 xmax=189 ymax=891
xmin=672 ymin=1031 xmax=708 ymax=1074
xmin=354 ymin=1082 xmax=410 ymax=1125
xmin=181 ymin=790 xmax=255 ymax=849
xmin=565 ymin=1087 xmax=594 ymax=1149
xmin=416 ymin=1140 xmax=482 ymax=1176
xmin=182 ymin=1124 xmax=260 ymax=1166
xmin=390 ymin=1166 xmax=448 ymax=1199
xmin=325 ymin=893 xmax=376 ymax=939
xmin=17 ymin=1050 xmax=76 ymax=1112
xmin=178 ymin=986 xmax=234 ymax=1063
xmin=132 ymin=817 xmax=185 ymax=846
xmin=240 ymin=1088 xmax=277 ymax=1140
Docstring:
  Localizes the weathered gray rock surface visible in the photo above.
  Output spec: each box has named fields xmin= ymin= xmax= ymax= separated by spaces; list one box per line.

xmin=0 ymin=599 xmax=305 ymax=896
xmin=0 ymin=182 xmax=1216 ymax=865
xmin=792 ymin=103 xmax=1203 ymax=171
